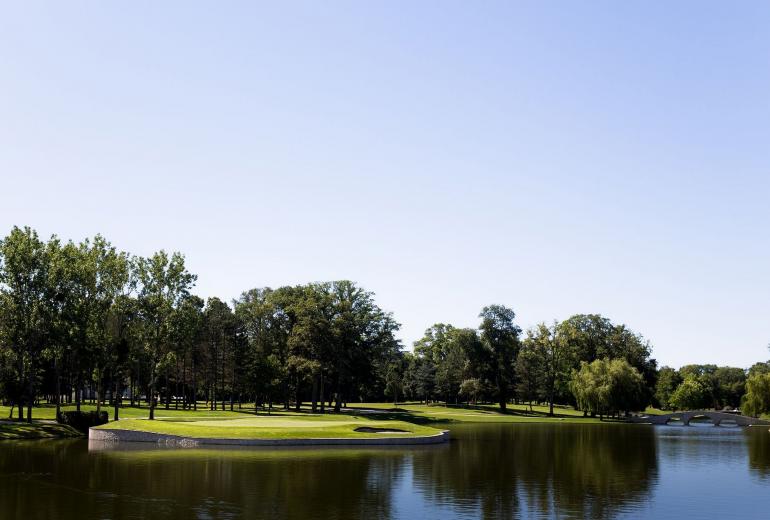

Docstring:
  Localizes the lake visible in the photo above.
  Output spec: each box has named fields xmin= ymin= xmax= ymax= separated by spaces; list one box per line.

xmin=1 ymin=423 xmax=769 ymax=519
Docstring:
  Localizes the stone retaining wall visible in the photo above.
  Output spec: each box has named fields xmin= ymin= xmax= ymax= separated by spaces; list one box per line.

xmin=89 ymin=427 xmax=450 ymax=446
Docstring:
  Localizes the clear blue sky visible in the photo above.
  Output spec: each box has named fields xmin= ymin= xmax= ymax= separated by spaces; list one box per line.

xmin=2 ymin=2 xmax=769 ymax=368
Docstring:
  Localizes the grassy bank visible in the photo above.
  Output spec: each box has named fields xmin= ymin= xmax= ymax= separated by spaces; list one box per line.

xmin=348 ymin=402 xmax=630 ymax=425
xmin=0 ymin=421 xmax=81 ymax=440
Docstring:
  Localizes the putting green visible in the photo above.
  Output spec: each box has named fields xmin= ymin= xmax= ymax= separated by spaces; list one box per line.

xmin=95 ymin=414 xmax=441 ymax=440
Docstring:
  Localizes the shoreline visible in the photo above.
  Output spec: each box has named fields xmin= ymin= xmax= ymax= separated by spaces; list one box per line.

xmin=0 ymin=420 xmax=82 ymax=441
xmin=89 ymin=427 xmax=450 ymax=446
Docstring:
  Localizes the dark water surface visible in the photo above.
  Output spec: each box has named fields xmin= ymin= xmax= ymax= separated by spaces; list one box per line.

xmin=2 ymin=423 xmax=770 ymax=519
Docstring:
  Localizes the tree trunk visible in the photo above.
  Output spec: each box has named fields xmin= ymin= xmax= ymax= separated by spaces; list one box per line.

xmin=192 ymin=356 xmax=197 ymax=411
xmin=182 ymin=354 xmax=187 ymax=410
xmin=95 ymin=369 xmax=102 ymax=415
xmin=113 ymin=377 xmax=120 ymax=421
xmin=311 ymin=374 xmax=318 ymax=413
xmin=319 ymin=373 xmax=325 ymax=414
xmin=295 ymin=379 xmax=301 ymax=412
xmin=55 ymin=358 xmax=61 ymax=419
xmin=333 ymin=375 xmax=342 ymax=413
xmin=230 ymin=358 xmax=235 ymax=412
xmin=26 ymin=365 xmax=33 ymax=423
xmin=220 ymin=346 xmax=225 ymax=411
xmin=26 ymin=367 xmax=35 ymax=423
xmin=75 ymin=380 xmax=81 ymax=412
xmin=164 ymin=369 xmax=170 ymax=410
xmin=498 ymin=375 xmax=507 ymax=411
xmin=548 ymin=378 xmax=555 ymax=417
xmin=149 ymin=365 xmax=156 ymax=420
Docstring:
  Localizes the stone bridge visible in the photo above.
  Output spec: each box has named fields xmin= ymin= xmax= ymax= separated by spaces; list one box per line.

xmin=630 ymin=410 xmax=770 ymax=427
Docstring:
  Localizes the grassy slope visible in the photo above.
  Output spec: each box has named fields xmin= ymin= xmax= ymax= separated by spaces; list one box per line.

xmin=0 ymin=421 xmax=81 ymax=440
xmin=349 ymin=402 xmax=612 ymax=424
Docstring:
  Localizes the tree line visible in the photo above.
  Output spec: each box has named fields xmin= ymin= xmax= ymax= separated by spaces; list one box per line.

xmin=654 ymin=361 xmax=770 ymax=416
xmin=0 ymin=227 xmax=399 ymax=422
xmin=399 ymin=313 xmax=658 ymax=419
xmin=1 ymin=226 xmax=769 ymax=423
xmin=399 ymin=313 xmax=770 ymax=419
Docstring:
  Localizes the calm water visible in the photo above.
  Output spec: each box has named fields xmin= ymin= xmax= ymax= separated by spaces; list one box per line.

xmin=1 ymin=423 xmax=770 ymax=519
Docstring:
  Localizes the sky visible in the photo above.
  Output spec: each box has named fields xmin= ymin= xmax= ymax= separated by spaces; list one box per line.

xmin=1 ymin=1 xmax=769 ymax=368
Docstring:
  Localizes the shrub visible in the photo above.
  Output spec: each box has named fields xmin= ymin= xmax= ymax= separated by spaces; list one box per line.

xmin=56 ymin=411 xmax=108 ymax=432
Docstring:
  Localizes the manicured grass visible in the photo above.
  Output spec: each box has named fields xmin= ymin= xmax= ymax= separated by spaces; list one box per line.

xmin=96 ymin=412 xmax=441 ymax=439
xmin=0 ymin=403 xmax=252 ymax=421
xmin=347 ymin=402 xmax=613 ymax=424
xmin=0 ymin=421 xmax=82 ymax=440
xmin=4 ymin=399 xmax=634 ymax=442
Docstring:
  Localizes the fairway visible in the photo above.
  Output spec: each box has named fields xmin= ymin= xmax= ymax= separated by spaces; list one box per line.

xmin=167 ymin=417 xmax=363 ymax=428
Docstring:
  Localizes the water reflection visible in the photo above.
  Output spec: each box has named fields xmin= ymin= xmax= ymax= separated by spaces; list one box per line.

xmin=410 ymin=424 xmax=657 ymax=519
xmin=747 ymin=427 xmax=770 ymax=481
xmin=0 ymin=424 xmax=768 ymax=519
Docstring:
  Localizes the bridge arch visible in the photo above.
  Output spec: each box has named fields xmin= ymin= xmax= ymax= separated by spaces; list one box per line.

xmin=630 ymin=411 xmax=770 ymax=427
xmin=664 ymin=414 xmax=686 ymax=426
xmin=685 ymin=413 xmax=719 ymax=426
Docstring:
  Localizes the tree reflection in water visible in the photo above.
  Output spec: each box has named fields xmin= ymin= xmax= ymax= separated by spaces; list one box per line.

xmin=0 ymin=424 xmax=659 ymax=519
xmin=410 ymin=423 xmax=657 ymax=519
xmin=0 ymin=441 xmax=413 ymax=519
xmin=746 ymin=427 xmax=770 ymax=481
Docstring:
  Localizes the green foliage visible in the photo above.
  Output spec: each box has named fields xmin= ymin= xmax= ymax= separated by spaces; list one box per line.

xmin=748 ymin=361 xmax=770 ymax=379
xmin=57 ymin=410 xmax=108 ymax=432
xmin=523 ymin=322 xmax=569 ymax=415
xmin=135 ymin=250 xmax=196 ymax=418
xmin=234 ymin=281 xmax=401 ymax=412
xmin=412 ymin=324 xmax=468 ymax=404
xmin=2 ymin=225 xmax=762 ymax=421
xmin=405 ymin=353 xmax=436 ymax=403
xmin=673 ymin=364 xmax=748 ymax=410
xmin=742 ymin=373 xmax=770 ymax=417
xmin=654 ymin=367 xmax=682 ymax=410
xmin=557 ymin=314 xmax=657 ymax=405
xmin=479 ymin=305 xmax=521 ymax=411
xmin=459 ymin=378 xmax=484 ymax=404
xmin=382 ymin=355 xmax=407 ymax=404
xmin=0 ymin=226 xmax=53 ymax=421
xmin=713 ymin=366 xmax=746 ymax=409
xmin=669 ymin=376 xmax=709 ymax=410
xmin=515 ymin=345 xmax=545 ymax=408
xmin=570 ymin=358 xmax=647 ymax=416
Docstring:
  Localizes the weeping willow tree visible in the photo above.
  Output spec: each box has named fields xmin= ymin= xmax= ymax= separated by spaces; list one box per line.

xmin=742 ymin=373 xmax=770 ymax=418
xmin=570 ymin=358 xmax=646 ymax=419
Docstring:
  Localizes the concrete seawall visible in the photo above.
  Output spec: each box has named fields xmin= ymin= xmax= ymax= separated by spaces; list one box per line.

xmin=89 ymin=427 xmax=450 ymax=447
